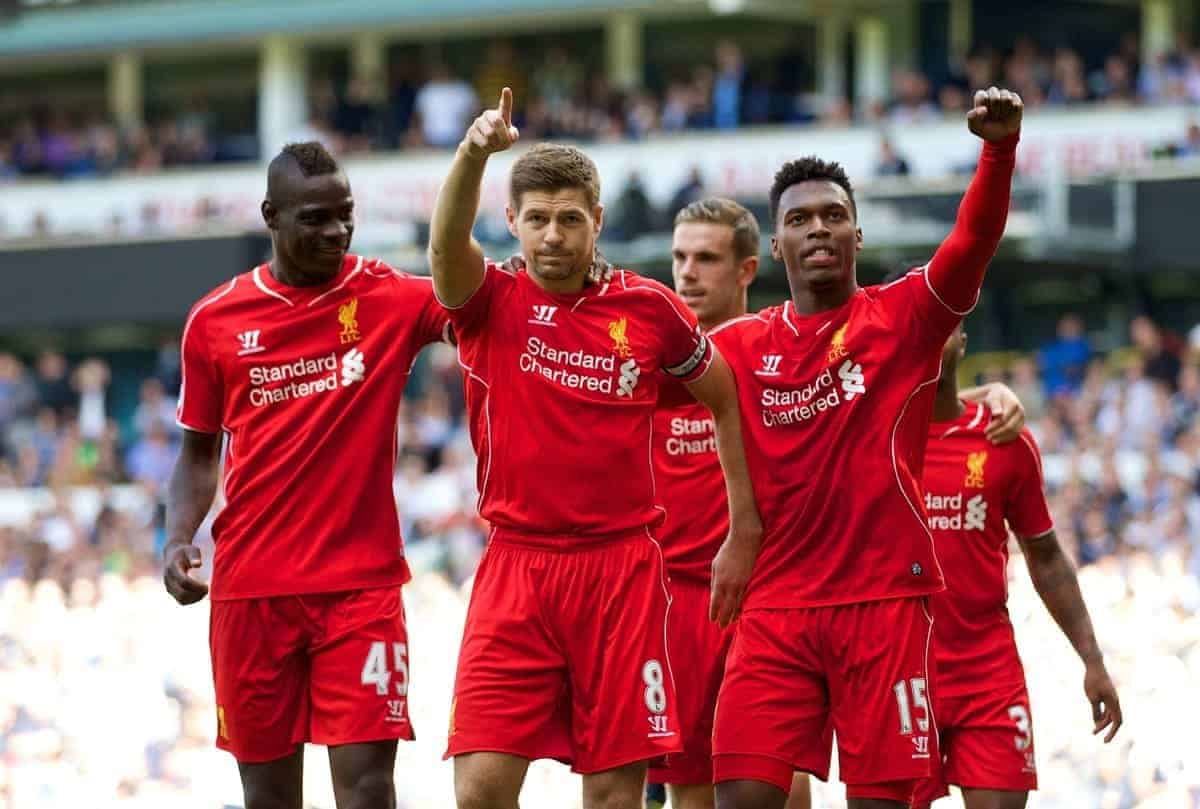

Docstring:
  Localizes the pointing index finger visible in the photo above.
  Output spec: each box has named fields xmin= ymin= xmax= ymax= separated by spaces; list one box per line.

xmin=499 ymin=87 xmax=513 ymax=127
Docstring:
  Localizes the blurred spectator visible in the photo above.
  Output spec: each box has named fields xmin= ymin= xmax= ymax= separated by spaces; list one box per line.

xmin=1131 ymin=315 xmax=1182 ymax=391
xmin=133 ymin=378 xmax=179 ymax=439
xmin=609 ymin=172 xmax=657 ymax=241
xmin=1039 ymin=313 xmax=1093 ymax=396
xmin=34 ymin=352 xmax=75 ymax=417
xmin=667 ymin=167 xmax=705 ymax=221
xmin=414 ymin=60 xmax=480 ymax=148
xmin=474 ymin=40 xmax=526 ymax=114
xmin=874 ymin=136 xmax=911 ymax=177
xmin=712 ymin=40 xmax=745 ymax=131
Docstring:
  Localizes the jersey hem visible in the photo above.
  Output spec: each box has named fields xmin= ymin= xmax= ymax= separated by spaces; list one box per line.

xmin=742 ymin=583 xmax=944 ymax=612
xmin=209 ymin=571 xmax=410 ymax=601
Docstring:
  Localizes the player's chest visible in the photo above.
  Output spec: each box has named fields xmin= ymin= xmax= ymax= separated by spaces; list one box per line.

xmin=923 ymin=444 xmax=1009 ymax=535
xmin=212 ymin=294 xmax=401 ymax=405
xmin=493 ymin=299 xmax=659 ymax=403
xmin=737 ymin=313 xmax=905 ymax=431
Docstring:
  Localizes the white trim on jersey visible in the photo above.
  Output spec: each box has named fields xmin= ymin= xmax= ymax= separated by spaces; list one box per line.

xmin=921 ymin=261 xmax=980 ymax=317
xmin=781 ymin=301 xmax=802 ymax=337
xmin=176 ymin=277 xmax=238 ymax=431
xmin=891 ymin=366 xmax=947 ymax=584
xmin=308 ymin=255 xmax=364 ymax=307
xmin=252 ymin=266 xmax=295 ymax=307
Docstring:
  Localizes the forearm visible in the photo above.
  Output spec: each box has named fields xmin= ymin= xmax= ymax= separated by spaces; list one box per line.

xmin=710 ymin=400 xmax=761 ymax=533
xmin=927 ymin=135 xmax=1018 ymax=312
xmin=1023 ymin=534 xmax=1104 ymax=665
xmin=428 ymin=145 xmax=488 ymax=306
xmin=165 ymin=457 xmax=218 ymax=548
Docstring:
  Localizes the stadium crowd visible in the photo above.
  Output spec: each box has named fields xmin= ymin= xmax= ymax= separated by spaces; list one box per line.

xmin=3 ymin=31 xmax=1200 ymax=182
xmin=0 ymin=310 xmax=1198 ymax=808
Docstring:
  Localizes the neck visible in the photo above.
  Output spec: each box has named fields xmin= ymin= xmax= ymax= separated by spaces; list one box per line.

xmin=527 ymin=261 xmax=589 ymax=295
xmin=700 ymin=296 xmax=748 ymax=333
xmin=932 ymin=375 xmax=965 ymax=422
xmin=788 ymin=277 xmax=858 ymax=316
xmin=269 ymin=257 xmax=339 ymax=288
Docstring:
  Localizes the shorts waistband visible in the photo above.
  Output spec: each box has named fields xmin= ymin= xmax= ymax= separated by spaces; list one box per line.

xmin=489 ymin=525 xmax=655 ymax=552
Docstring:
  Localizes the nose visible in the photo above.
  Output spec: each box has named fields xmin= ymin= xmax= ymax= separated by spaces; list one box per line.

xmin=324 ymin=220 xmax=349 ymax=241
xmin=677 ymin=257 xmax=699 ymax=281
xmin=807 ymin=216 xmax=831 ymax=238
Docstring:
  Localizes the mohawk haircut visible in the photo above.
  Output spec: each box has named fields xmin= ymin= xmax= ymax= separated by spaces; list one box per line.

xmin=274 ymin=141 xmax=340 ymax=177
xmin=769 ymin=156 xmax=856 ymax=223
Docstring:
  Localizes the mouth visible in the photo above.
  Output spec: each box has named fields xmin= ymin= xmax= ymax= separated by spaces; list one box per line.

xmin=801 ymin=245 xmax=839 ymax=268
xmin=678 ymin=289 xmax=706 ymax=305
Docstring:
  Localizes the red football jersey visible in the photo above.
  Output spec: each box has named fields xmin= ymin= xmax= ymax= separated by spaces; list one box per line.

xmin=177 ymin=255 xmax=449 ymax=600
xmin=710 ymin=271 xmax=967 ymax=608
xmin=652 ymin=379 xmax=727 ymax=584
xmin=446 ymin=263 xmax=712 ymax=539
xmin=924 ymin=401 xmax=1053 ymax=696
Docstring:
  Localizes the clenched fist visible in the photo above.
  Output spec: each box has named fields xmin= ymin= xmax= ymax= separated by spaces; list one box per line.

xmin=967 ymin=86 xmax=1023 ymax=142
xmin=462 ymin=86 xmax=520 ymax=160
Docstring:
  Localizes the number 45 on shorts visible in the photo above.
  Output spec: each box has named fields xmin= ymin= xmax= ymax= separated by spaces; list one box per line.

xmin=361 ymin=641 xmax=409 ymax=696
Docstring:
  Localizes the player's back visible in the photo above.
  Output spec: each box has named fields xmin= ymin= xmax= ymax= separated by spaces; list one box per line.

xmin=178 ymin=255 xmax=447 ymax=599
xmin=924 ymin=400 xmax=1053 ymax=693
xmin=711 ymin=271 xmax=961 ymax=609
xmin=449 ymin=264 xmax=711 ymax=540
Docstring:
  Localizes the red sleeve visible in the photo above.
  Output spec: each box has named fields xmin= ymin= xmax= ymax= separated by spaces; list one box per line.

xmin=176 ymin=302 xmax=223 ymax=434
xmin=913 ymin=134 xmax=1018 ymax=340
xmin=649 ymin=281 xmax=712 ymax=383
xmin=1006 ymin=430 xmax=1055 ymax=539
xmin=439 ymin=260 xmax=503 ymax=337
xmin=407 ymin=276 xmax=452 ymax=347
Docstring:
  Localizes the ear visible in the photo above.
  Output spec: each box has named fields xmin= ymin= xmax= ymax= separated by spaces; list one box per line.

xmin=262 ymin=200 xmax=278 ymax=230
xmin=505 ymin=204 xmax=519 ymax=240
xmin=855 ymin=226 xmax=864 ymax=252
xmin=592 ymin=203 xmax=604 ymax=235
xmin=770 ymin=235 xmax=782 ymax=262
xmin=739 ymin=255 xmax=759 ymax=289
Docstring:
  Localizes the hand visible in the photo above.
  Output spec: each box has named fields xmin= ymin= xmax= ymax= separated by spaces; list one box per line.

xmin=982 ymin=383 xmax=1025 ymax=445
xmin=967 ymin=86 xmax=1023 ymax=142
xmin=709 ymin=519 xmax=762 ymax=628
xmin=462 ymin=87 xmax=520 ymax=160
xmin=163 ymin=541 xmax=210 ymax=605
xmin=1084 ymin=661 xmax=1122 ymax=743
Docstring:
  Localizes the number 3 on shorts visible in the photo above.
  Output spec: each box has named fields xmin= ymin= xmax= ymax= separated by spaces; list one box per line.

xmin=361 ymin=641 xmax=409 ymax=696
xmin=1008 ymin=704 xmax=1031 ymax=751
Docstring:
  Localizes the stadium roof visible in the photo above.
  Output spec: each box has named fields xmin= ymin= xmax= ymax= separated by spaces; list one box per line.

xmin=0 ymin=0 xmax=718 ymax=60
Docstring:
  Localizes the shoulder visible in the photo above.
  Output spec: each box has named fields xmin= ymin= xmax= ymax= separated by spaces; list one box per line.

xmin=186 ymin=274 xmax=245 ymax=325
xmin=863 ymin=268 xmax=924 ymax=304
xmin=358 ymin=256 xmax=436 ymax=295
xmin=611 ymin=270 xmax=680 ymax=305
xmin=710 ymin=308 xmax=775 ymax=342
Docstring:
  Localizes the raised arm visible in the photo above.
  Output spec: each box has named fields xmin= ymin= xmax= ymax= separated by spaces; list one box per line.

xmin=428 ymin=87 xmax=519 ymax=307
xmin=926 ymin=87 xmax=1023 ymax=314
xmin=1017 ymin=530 xmax=1122 ymax=742
xmin=684 ymin=351 xmax=763 ymax=628
xmin=961 ymin=382 xmax=1025 ymax=444
xmin=163 ymin=428 xmax=221 ymax=605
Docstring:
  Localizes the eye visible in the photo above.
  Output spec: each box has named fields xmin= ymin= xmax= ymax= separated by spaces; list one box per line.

xmin=828 ymin=210 xmax=844 ymax=221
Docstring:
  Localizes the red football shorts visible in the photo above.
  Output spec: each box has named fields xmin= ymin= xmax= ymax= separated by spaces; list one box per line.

xmin=713 ymin=597 xmax=935 ymax=800
xmin=647 ymin=578 xmax=734 ymax=786
xmin=913 ymin=678 xmax=1038 ymax=806
xmin=445 ymin=528 xmax=683 ymax=773
xmin=209 ymin=586 xmax=414 ymax=763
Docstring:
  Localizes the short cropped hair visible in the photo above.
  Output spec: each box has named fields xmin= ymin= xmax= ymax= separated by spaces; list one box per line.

xmin=769 ymin=156 xmax=856 ymax=222
xmin=674 ymin=198 xmax=761 ymax=262
xmin=510 ymin=144 xmax=601 ymax=209
xmin=276 ymin=141 xmax=340 ymax=177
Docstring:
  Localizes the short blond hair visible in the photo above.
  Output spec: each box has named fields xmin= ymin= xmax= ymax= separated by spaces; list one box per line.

xmin=674 ymin=198 xmax=761 ymax=262
xmin=510 ymin=144 xmax=601 ymax=209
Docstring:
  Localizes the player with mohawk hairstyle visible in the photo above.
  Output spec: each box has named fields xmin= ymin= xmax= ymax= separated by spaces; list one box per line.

xmin=165 ymin=140 xmax=449 ymax=809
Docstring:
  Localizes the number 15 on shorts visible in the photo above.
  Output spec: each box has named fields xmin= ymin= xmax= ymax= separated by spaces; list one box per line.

xmin=894 ymin=677 xmax=931 ymax=757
